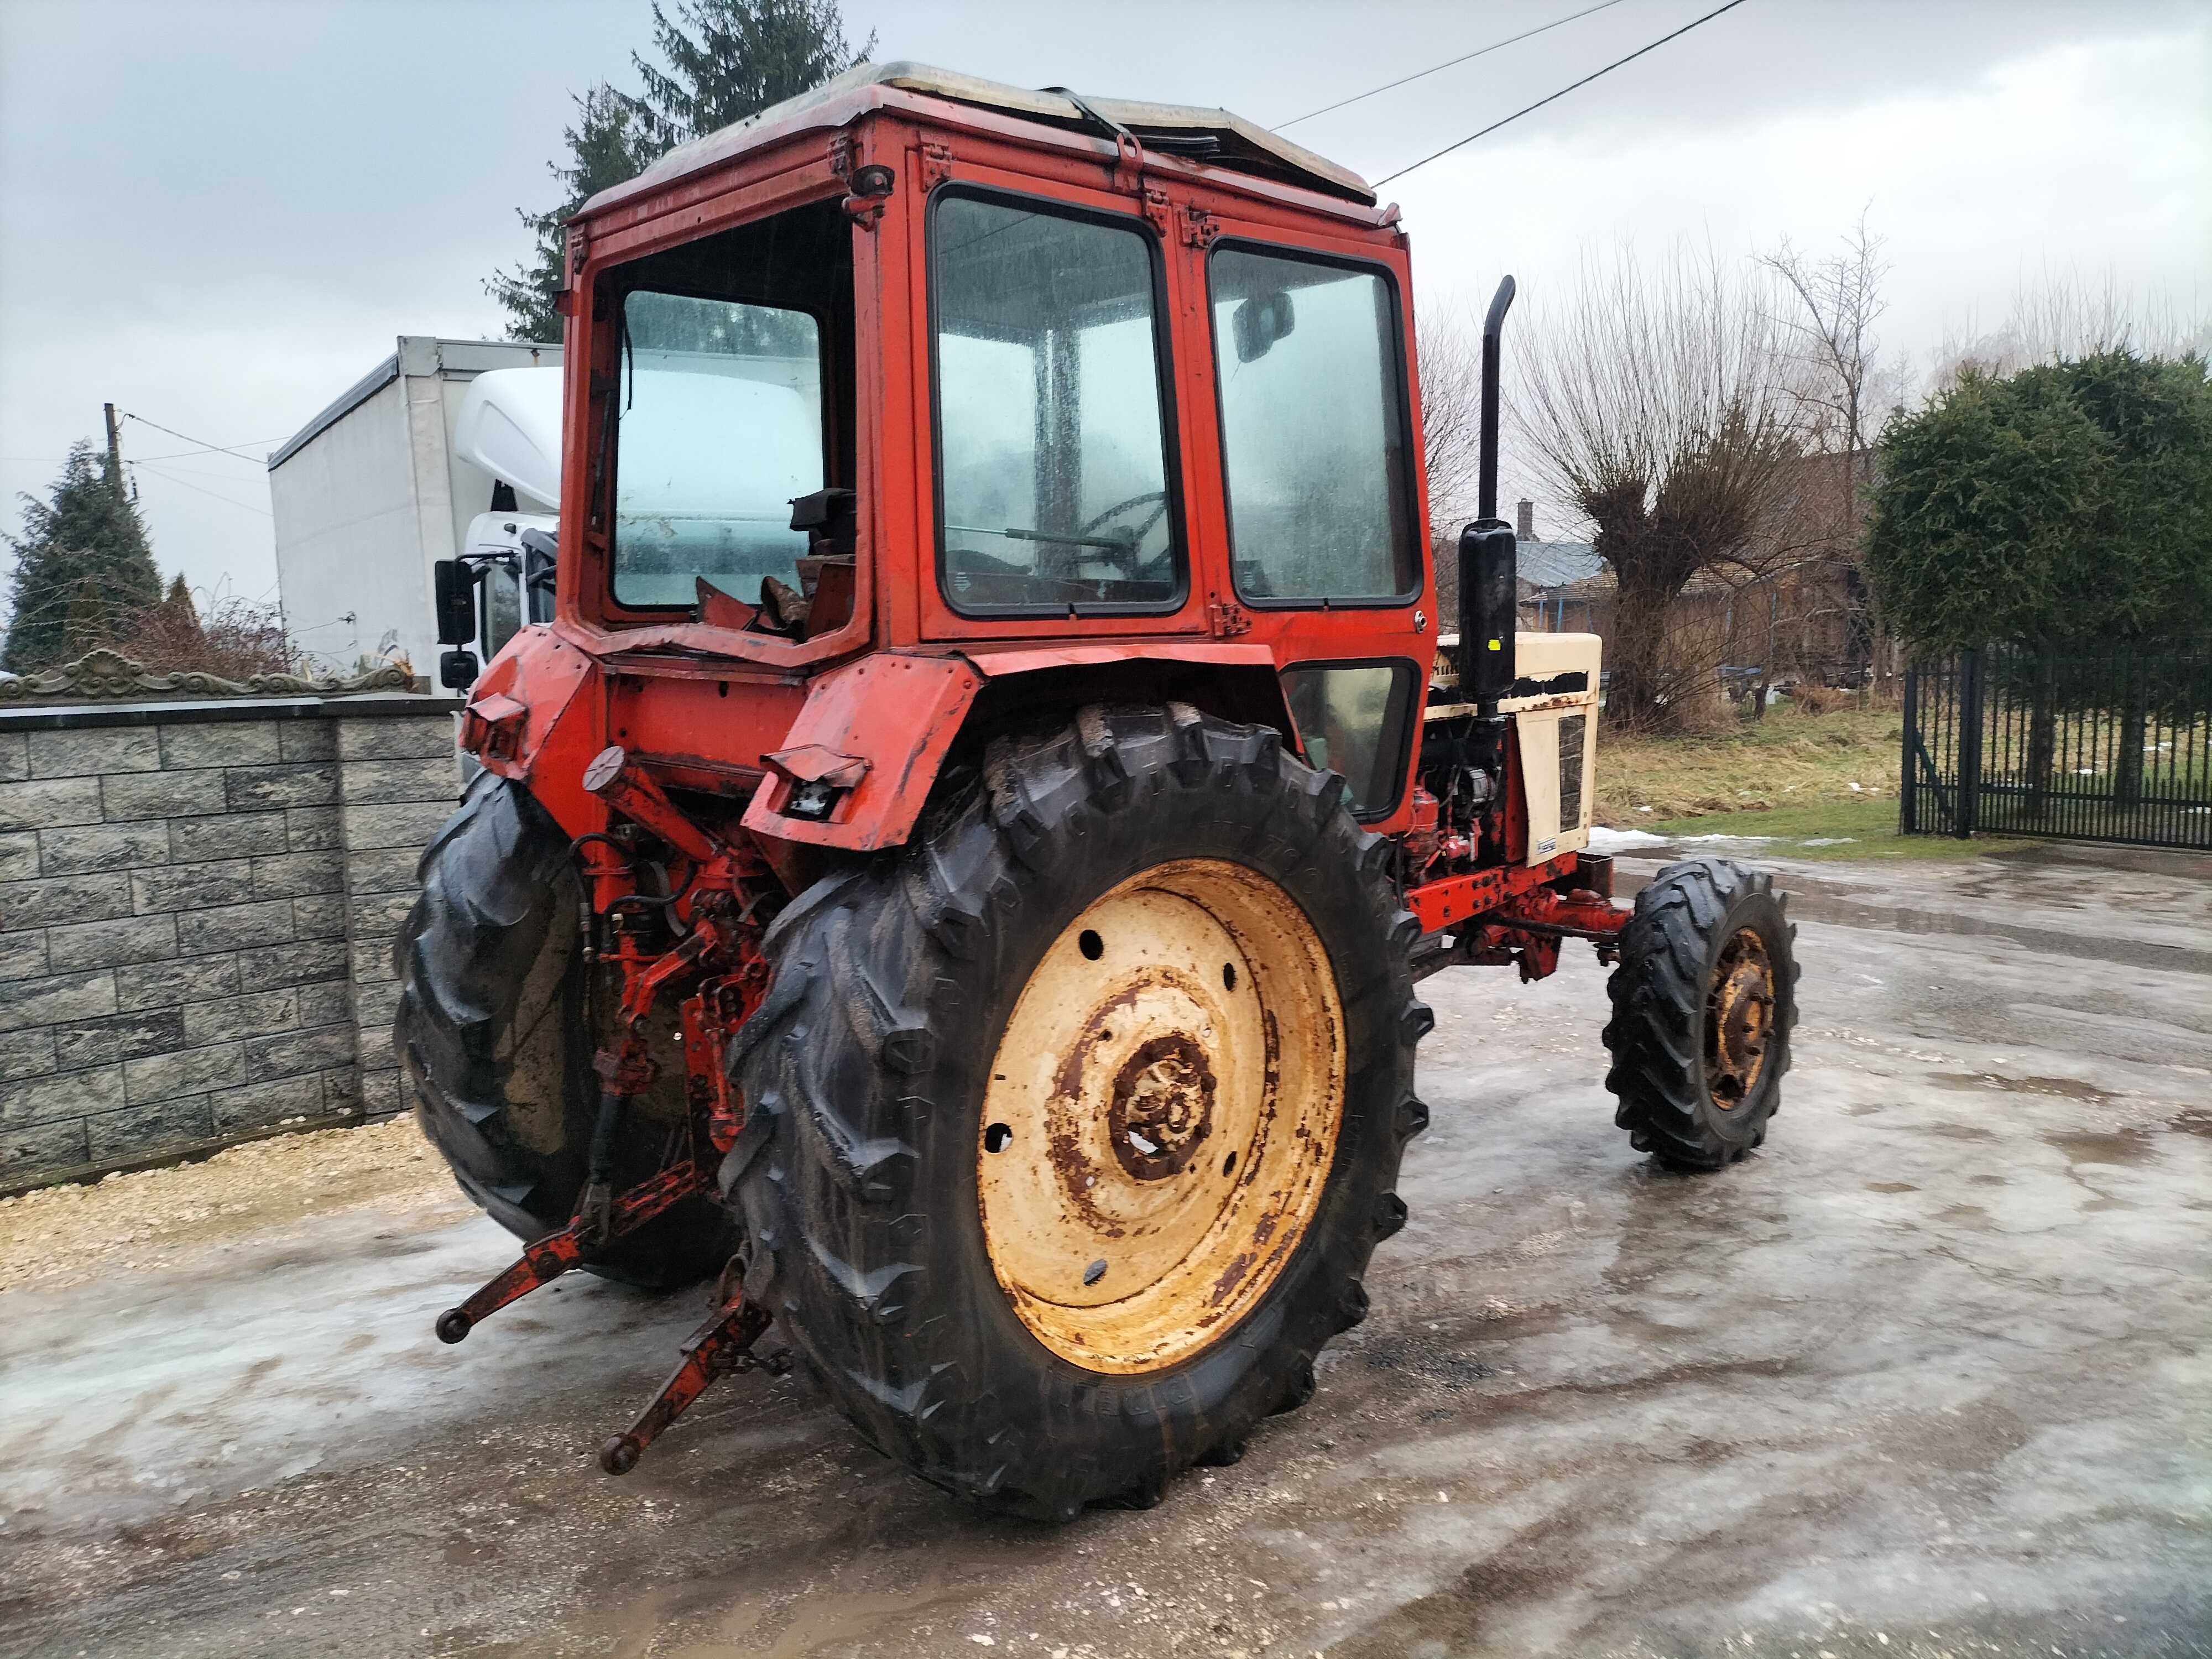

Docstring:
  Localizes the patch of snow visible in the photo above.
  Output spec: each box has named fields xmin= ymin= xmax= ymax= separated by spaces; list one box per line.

xmin=1586 ymin=827 xmax=1668 ymax=852
xmin=1681 ymin=833 xmax=1777 ymax=844
xmin=1801 ymin=837 xmax=1857 ymax=846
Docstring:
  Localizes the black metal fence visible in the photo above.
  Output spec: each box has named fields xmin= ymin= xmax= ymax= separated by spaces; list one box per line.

xmin=1902 ymin=643 xmax=2212 ymax=849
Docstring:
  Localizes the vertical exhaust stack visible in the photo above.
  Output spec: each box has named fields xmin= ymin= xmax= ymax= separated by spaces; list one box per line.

xmin=1457 ymin=275 xmax=1518 ymax=708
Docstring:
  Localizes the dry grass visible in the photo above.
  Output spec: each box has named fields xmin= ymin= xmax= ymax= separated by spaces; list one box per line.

xmin=0 ymin=1115 xmax=457 ymax=1295
xmin=1594 ymin=703 xmax=1902 ymax=826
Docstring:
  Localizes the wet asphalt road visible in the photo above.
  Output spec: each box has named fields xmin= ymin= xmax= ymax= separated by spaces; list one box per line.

xmin=3 ymin=845 xmax=2209 ymax=1659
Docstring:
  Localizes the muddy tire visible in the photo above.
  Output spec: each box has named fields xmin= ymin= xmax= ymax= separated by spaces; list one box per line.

xmin=1603 ymin=856 xmax=1798 ymax=1170
xmin=395 ymin=774 xmax=738 ymax=1287
xmin=727 ymin=705 xmax=1428 ymax=1519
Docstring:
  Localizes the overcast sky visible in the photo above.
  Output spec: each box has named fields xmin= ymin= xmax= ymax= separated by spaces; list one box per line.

xmin=2 ymin=0 xmax=2205 ymax=626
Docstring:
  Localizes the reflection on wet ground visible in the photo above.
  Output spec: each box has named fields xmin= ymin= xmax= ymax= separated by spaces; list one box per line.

xmin=3 ymin=849 xmax=2209 ymax=1658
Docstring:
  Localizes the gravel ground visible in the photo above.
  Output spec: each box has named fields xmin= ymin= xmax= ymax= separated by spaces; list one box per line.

xmin=0 ymin=1117 xmax=450 ymax=1296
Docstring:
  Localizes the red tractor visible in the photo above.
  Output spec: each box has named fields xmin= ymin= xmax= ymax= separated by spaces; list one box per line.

xmin=401 ymin=63 xmax=1797 ymax=1520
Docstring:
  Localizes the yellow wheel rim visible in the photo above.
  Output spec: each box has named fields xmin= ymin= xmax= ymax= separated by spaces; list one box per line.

xmin=976 ymin=859 xmax=1345 ymax=1375
xmin=1705 ymin=927 xmax=1775 ymax=1108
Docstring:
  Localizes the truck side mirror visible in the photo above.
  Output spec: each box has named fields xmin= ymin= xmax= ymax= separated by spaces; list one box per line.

xmin=434 ymin=559 xmax=477 ymax=646
xmin=439 ymin=649 xmax=481 ymax=691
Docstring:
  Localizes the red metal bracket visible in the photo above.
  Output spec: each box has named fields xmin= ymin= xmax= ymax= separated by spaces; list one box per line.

xmin=599 ymin=1291 xmax=784 ymax=1474
xmin=1407 ymin=855 xmax=1571 ymax=933
xmin=434 ymin=1157 xmax=708 ymax=1344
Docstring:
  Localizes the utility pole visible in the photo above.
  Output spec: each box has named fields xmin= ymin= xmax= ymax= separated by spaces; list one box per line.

xmin=103 ymin=402 xmax=123 ymax=489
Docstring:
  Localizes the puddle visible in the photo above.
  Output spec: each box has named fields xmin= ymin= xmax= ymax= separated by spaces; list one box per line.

xmin=1931 ymin=1072 xmax=2116 ymax=1103
xmin=2042 ymin=1128 xmax=2153 ymax=1166
xmin=2169 ymin=1109 xmax=2212 ymax=1140
xmin=1865 ymin=1182 xmax=1918 ymax=1193
xmin=1843 ymin=1103 xmax=1885 ymax=1117
xmin=1916 ymin=1121 xmax=1999 ymax=1142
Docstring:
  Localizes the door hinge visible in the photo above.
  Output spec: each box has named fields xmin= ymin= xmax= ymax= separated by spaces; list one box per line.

xmin=558 ymin=225 xmax=589 ymax=311
xmin=1208 ymin=597 xmax=1253 ymax=638
xmin=1142 ymin=187 xmax=1172 ymax=236
xmin=921 ymin=140 xmax=956 ymax=191
xmin=1180 ymin=206 xmax=1218 ymax=248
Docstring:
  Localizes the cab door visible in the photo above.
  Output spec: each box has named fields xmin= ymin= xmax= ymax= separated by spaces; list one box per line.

xmin=907 ymin=153 xmax=1207 ymax=644
xmin=1180 ymin=208 xmax=1435 ymax=835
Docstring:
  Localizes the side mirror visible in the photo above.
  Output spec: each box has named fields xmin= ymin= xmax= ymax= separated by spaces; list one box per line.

xmin=1232 ymin=289 xmax=1296 ymax=363
xmin=1457 ymin=520 xmax=1518 ymax=706
xmin=439 ymin=649 xmax=480 ymax=691
xmin=433 ymin=559 xmax=477 ymax=646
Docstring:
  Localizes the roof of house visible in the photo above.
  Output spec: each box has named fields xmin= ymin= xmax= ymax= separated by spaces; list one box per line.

xmin=1519 ymin=540 xmax=1604 ymax=590
xmin=582 ymin=60 xmax=1376 ymax=220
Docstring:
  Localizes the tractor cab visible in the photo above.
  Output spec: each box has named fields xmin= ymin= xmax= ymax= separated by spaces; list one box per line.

xmin=442 ymin=61 xmax=1436 ymax=848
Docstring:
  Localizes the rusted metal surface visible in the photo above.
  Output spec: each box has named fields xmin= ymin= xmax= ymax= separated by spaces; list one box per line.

xmin=1406 ymin=855 xmax=1573 ymax=935
xmin=975 ymin=859 xmax=1342 ymax=1375
xmin=599 ymin=1292 xmax=784 ymax=1476
xmin=434 ymin=1159 xmax=708 ymax=1345
xmin=740 ymin=650 xmax=984 ymax=850
xmin=1705 ymin=928 xmax=1776 ymax=1107
xmin=434 ymin=752 xmax=784 ymax=1468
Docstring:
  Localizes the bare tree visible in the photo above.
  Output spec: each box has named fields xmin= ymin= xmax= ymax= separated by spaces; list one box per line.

xmin=1513 ymin=243 xmax=1811 ymax=730
xmin=1761 ymin=211 xmax=1889 ymax=495
xmin=1416 ymin=301 xmax=1484 ymax=538
xmin=1930 ymin=272 xmax=2212 ymax=389
xmin=1758 ymin=213 xmax=1893 ymax=687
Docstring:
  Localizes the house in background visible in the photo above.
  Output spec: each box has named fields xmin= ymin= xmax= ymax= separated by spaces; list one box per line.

xmin=1432 ymin=499 xmax=1605 ymax=640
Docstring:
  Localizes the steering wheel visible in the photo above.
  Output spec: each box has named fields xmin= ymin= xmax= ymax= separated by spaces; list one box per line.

xmin=1079 ymin=490 xmax=1171 ymax=560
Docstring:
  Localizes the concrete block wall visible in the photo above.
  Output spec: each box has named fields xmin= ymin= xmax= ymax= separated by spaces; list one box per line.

xmin=0 ymin=696 xmax=460 ymax=1191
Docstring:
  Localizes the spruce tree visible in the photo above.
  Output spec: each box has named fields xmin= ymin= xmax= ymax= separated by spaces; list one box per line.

xmin=486 ymin=85 xmax=647 ymax=344
xmin=488 ymin=2 xmax=873 ymax=342
xmin=621 ymin=0 xmax=874 ymax=154
xmin=3 ymin=441 xmax=163 ymax=672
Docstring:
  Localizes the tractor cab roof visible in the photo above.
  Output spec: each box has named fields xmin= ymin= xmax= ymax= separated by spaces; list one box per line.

xmin=580 ymin=60 xmax=1377 ymax=221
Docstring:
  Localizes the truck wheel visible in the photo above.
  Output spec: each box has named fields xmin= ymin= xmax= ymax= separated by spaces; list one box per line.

xmin=1603 ymin=856 xmax=1798 ymax=1170
xmin=395 ymin=774 xmax=739 ymax=1288
xmin=727 ymin=706 xmax=1428 ymax=1519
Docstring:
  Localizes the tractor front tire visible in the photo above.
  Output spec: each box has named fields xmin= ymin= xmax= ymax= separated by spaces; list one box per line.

xmin=395 ymin=773 xmax=739 ymax=1288
xmin=1603 ymin=856 xmax=1798 ymax=1171
xmin=727 ymin=706 xmax=1429 ymax=1519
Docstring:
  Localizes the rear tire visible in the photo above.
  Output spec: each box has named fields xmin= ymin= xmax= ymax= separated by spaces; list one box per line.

xmin=395 ymin=774 xmax=739 ymax=1287
xmin=727 ymin=705 xmax=1429 ymax=1519
xmin=1603 ymin=857 xmax=1797 ymax=1171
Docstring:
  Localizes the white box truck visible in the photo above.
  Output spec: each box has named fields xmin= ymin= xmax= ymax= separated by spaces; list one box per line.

xmin=268 ymin=337 xmax=564 ymax=679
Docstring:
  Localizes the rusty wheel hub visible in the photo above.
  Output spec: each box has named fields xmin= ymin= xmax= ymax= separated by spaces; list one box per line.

xmin=1704 ymin=927 xmax=1775 ymax=1108
xmin=976 ymin=859 xmax=1345 ymax=1375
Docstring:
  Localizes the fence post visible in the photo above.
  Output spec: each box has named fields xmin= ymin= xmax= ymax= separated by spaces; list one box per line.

xmin=1900 ymin=659 xmax=1919 ymax=834
xmin=1956 ymin=647 xmax=1984 ymax=838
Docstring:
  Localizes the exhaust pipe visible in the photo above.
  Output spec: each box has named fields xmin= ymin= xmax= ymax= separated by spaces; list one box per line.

xmin=1457 ymin=274 xmax=1518 ymax=708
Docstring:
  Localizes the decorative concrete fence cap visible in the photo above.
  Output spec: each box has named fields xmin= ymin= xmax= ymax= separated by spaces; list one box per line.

xmin=0 ymin=648 xmax=415 ymax=705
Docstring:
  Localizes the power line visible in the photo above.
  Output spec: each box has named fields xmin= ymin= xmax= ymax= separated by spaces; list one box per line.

xmin=1 ymin=443 xmax=283 ymax=466
xmin=134 ymin=441 xmax=285 ymax=465
xmin=118 ymin=412 xmax=272 ymax=461
xmin=125 ymin=460 xmax=273 ymax=518
xmin=1373 ymin=0 xmax=1754 ymax=188
xmin=1273 ymin=0 xmax=1631 ymax=131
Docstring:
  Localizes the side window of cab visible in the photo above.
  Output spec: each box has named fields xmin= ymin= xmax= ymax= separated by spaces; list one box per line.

xmin=1207 ymin=245 xmax=1419 ymax=607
